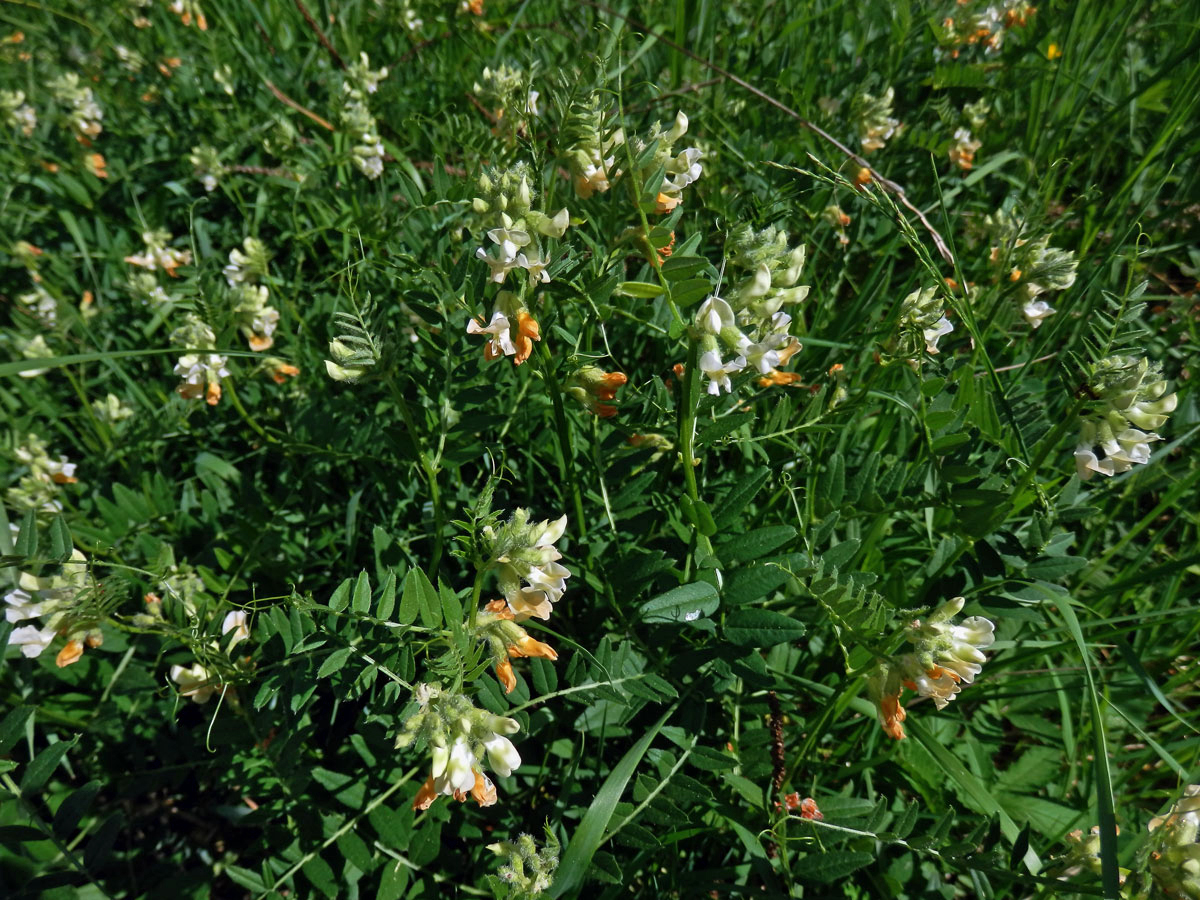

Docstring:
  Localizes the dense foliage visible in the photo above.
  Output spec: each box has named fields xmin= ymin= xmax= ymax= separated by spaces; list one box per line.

xmin=2 ymin=1 xmax=1199 ymax=898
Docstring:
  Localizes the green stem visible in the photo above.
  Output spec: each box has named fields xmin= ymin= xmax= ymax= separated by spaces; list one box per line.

xmin=385 ymin=376 xmax=445 ymax=574
xmin=224 ymin=380 xmax=271 ymax=443
xmin=537 ymin=341 xmax=587 ymax=538
xmin=678 ymin=338 xmax=701 ymax=504
xmin=466 ymin=563 xmax=487 ymax=634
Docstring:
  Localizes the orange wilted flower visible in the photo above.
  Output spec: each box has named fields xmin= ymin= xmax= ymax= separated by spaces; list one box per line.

xmin=477 ymin=599 xmax=558 ymax=694
xmin=565 ymin=366 xmax=627 ymax=418
xmin=85 ymin=153 xmax=108 ymax=178
xmin=266 ymin=359 xmax=300 ymax=384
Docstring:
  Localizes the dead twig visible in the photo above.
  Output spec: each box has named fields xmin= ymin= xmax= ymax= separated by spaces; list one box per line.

xmin=264 ymin=80 xmax=335 ymax=132
xmin=580 ymin=0 xmax=954 ymax=264
xmin=293 ymin=0 xmax=346 ymax=70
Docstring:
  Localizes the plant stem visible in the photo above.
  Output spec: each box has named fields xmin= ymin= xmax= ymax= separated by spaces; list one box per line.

xmin=385 ymin=376 xmax=445 ymax=574
xmin=537 ymin=340 xmax=587 ymax=538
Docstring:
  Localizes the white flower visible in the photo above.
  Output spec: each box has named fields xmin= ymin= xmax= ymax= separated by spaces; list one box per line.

xmin=695 ymin=296 xmax=737 ymax=335
xmin=483 ymin=734 xmax=522 ymax=777
xmin=1124 ymin=392 xmax=1177 ymax=431
xmin=222 ymin=610 xmax=249 ymax=652
xmin=466 ymin=310 xmax=517 ymax=357
xmin=517 ymin=253 xmax=551 ymax=284
xmin=171 ymin=663 xmax=220 ymax=703
xmin=9 ymin=624 xmax=58 ymax=658
xmin=444 ymin=738 xmax=478 ymax=794
xmin=1075 ymin=445 xmax=1116 ymax=480
xmin=924 ymin=316 xmax=954 ymax=353
xmin=1021 ymin=299 xmax=1056 ymax=328
xmin=5 ymin=588 xmax=46 ymax=622
xmin=699 ymin=349 xmax=746 ymax=395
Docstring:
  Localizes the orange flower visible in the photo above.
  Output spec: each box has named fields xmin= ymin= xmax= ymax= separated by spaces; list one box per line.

xmin=879 ymin=692 xmax=907 ymax=740
xmin=513 ymin=311 xmax=540 ymax=365
xmin=657 ymin=231 xmax=676 ymax=260
xmin=853 ymin=167 xmax=872 ymax=188
xmin=413 ymin=776 xmax=438 ymax=810
xmin=268 ymin=361 xmax=300 ymax=384
xmin=206 ymin=382 xmax=222 ymax=406
xmin=55 ymin=639 xmax=84 ymax=668
xmin=467 ymin=0 xmax=484 ymax=13
xmin=758 ymin=371 xmax=805 ymax=388
xmin=655 ymin=191 xmax=681 ymax=214
xmin=85 ymin=153 xmax=108 ymax=178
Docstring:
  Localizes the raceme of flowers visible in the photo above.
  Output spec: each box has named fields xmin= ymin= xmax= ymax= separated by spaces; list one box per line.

xmin=982 ymin=207 xmax=1079 ymax=328
xmin=884 ymin=285 xmax=954 ymax=363
xmin=170 ymin=314 xmax=229 ymax=406
xmin=225 ymin=236 xmax=278 ymax=351
xmin=1146 ymin=784 xmax=1200 ymax=899
xmin=397 ymin=683 xmax=522 ymax=810
xmin=1074 ymin=355 xmax=1177 ymax=481
xmin=630 ymin=110 xmax=703 ymax=214
xmin=695 ymin=225 xmax=808 ymax=394
xmin=7 ymin=433 xmax=78 ymax=513
xmin=867 ymin=597 xmax=996 ymax=740
xmin=5 ymin=549 xmax=100 ymax=667
xmin=854 ymin=87 xmax=901 ymax=153
xmin=341 ymin=53 xmax=389 ymax=179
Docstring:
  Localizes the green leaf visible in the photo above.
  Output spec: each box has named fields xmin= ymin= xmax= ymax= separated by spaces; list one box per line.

xmin=716 ymin=526 xmax=797 ymax=565
xmin=638 ymin=582 xmax=719 ymax=624
xmin=327 ymin=578 xmax=352 ymax=613
xmin=351 ymin=570 xmax=372 ymax=614
xmin=1025 ymin=556 xmax=1088 ymax=580
xmin=407 ymin=568 xmax=442 ymax=629
xmin=48 ymin=516 xmax=72 ymax=562
xmin=551 ymin=705 xmax=676 ymax=896
xmin=713 ymin=468 xmax=771 ymax=529
xmin=318 ymin=648 xmax=354 ymax=679
xmin=20 ymin=739 xmax=76 ymax=796
xmin=0 ymin=706 xmax=34 ymax=756
xmin=660 ymin=256 xmax=709 ymax=280
xmin=723 ymin=608 xmax=807 ymax=647
xmin=302 ymin=854 xmax=339 ymax=898
xmin=376 ymin=572 xmax=397 ymax=620
xmin=615 ymin=281 xmax=665 ymax=298
xmin=53 ymin=780 xmax=101 ymax=839
xmin=806 ymin=850 xmax=876 ymax=883
xmin=14 ymin=508 xmax=37 ymax=559
xmin=0 ymin=825 xmax=46 ymax=843
xmin=397 ymin=570 xmax=420 ymax=625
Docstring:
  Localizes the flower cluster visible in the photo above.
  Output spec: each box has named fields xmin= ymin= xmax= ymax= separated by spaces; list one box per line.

xmin=884 ymin=285 xmax=954 ymax=362
xmin=397 ymin=683 xmax=523 ymax=810
xmin=1 ymin=89 xmax=36 ymax=135
xmin=169 ymin=611 xmax=251 ymax=704
xmin=949 ymin=128 xmax=982 ymax=171
xmin=188 ymin=144 xmax=226 ymax=192
xmin=693 ymin=225 xmax=807 ymax=394
xmin=17 ymin=283 xmax=58 ymax=327
xmin=983 ymin=208 xmax=1078 ymax=328
xmin=92 ymin=393 xmax=134 ymax=424
xmin=481 ymin=510 xmax=570 ymax=621
xmin=170 ymin=315 xmax=229 ymax=406
xmin=1074 ymin=355 xmax=1177 ymax=481
xmin=938 ymin=0 xmax=1035 ymax=58
xmin=630 ymin=111 xmax=703 ymax=213
xmin=6 ymin=433 xmax=78 ymax=512
xmin=564 ymin=365 xmax=627 ymax=417
xmin=822 ymin=204 xmax=852 ymax=246
xmin=5 ymin=548 xmax=101 ymax=667
xmin=471 ymin=162 xmax=570 ymax=286
xmin=124 ymin=230 xmax=193 ymax=277
xmin=474 ymin=64 xmax=539 ymax=140
xmin=128 ymin=272 xmax=172 ymax=306
xmin=169 ymin=0 xmax=208 ymax=30
xmin=1147 ymin=785 xmax=1200 ymax=899
xmin=475 ymin=600 xmax=558 ymax=694
xmin=488 ymin=828 xmax=561 ymax=896
xmin=867 ymin=597 xmax=996 ymax=740
xmin=48 ymin=73 xmax=102 ymax=141
xmin=224 ymin=237 xmax=278 ymax=351
xmin=560 ymin=93 xmax=620 ymax=199
xmin=854 ymin=87 xmax=901 ymax=153
xmin=340 ymin=53 xmax=388 ymax=179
